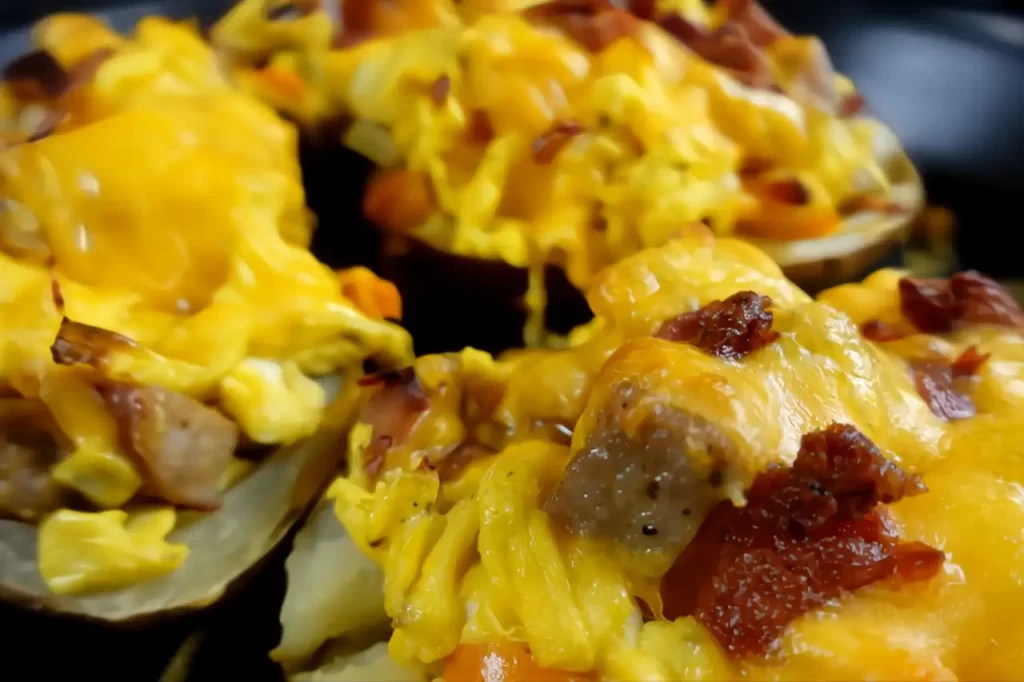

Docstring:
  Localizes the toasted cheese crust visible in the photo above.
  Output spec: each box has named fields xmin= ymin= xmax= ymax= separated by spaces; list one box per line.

xmin=323 ymin=231 xmax=1024 ymax=680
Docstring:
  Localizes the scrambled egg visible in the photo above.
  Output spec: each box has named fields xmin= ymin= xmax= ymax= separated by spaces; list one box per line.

xmin=319 ymin=229 xmax=1024 ymax=680
xmin=213 ymin=0 xmax=906 ymax=344
xmin=0 ymin=15 xmax=411 ymax=594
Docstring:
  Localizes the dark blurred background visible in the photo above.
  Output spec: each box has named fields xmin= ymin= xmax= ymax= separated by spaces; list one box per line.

xmin=0 ymin=0 xmax=1022 ymax=680
xmin=771 ymin=0 xmax=1024 ymax=281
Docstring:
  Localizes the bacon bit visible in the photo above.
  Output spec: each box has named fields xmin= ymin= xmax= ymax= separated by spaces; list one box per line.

xmin=951 ymin=271 xmax=1024 ymax=329
xmin=655 ymin=291 xmax=779 ymax=360
xmin=839 ymin=92 xmax=867 ymax=117
xmin=336 ymin=0 xmax=376 ymax=48
xmin=951 ymin=345 xmax=990 ymax=378
xmin=720 ymin=0 xmax=790 ymax=47
xmin=431 ymin=74 xmax=451 ymax=107
xmin=662 ymin=424 xmax=942 ymax=658
xmin=533 ymin=119 xmax=584 ymax=165
xmin=357 ymin=367 xmax=430 ymax=478
xmin=363 ymin=169 xmax=434 ymax=232
xmin=911 ymin=345 xmax=989 ymax=421
xmin=912 ymin=360 xmax=976 ymax=421
xmin=524 ymin=0 xmax=641 ymax=53
xmin=861 ymin=320 xmax=905 ymax=342
xmin=626 ymin=0 xmax=657 ymax=20
xmin=761 ymin=178 xmax=810 ymax=205
xmin=657 ymin=15 xmax=775 ymax=90
xmin=899 ymin=277 xmax=957 ymax=334
xmin=338 ymin=266 xmax=402 ymax=320
xmin=4 ymin=50 xmax=69 ymax=100
xmin=899 ymin=272 xmax=1024 ymax=333
xmin=738 ymin=157 xmax=775 ymax=176
xmin=50 ymin=317 xmax=139 ymax=368
xmin=49 ymin=271 xmax=64 ymax=313
xmin=466 ymin=109 xmax=495 ymax=145
xmin=894 ymin=541 xmax=947 ymax=581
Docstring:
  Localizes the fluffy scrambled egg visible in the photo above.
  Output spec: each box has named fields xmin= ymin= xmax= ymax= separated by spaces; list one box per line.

xmin=213 ymin=0 xmax=909 ymax=344
xmin=0 ymin=15 xmax=411 ymax=594
xmin=318 ymin=228 xmax=1024 ymax=680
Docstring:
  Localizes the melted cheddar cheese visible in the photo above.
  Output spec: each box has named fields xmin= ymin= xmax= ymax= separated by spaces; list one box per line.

xmin=213 ymin=1 xmax=908 ymax=345
xmin=323 ymin=230 xmax=1024 ymax=680
xmin=0 ymin=15 xmax=411 ymax=594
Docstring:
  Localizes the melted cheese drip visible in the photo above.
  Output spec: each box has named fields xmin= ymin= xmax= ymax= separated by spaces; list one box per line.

xmin=0 ymin=16 xmax=412 ymax=594
xmin=332 ymin=232 xmax=1024 ymax=679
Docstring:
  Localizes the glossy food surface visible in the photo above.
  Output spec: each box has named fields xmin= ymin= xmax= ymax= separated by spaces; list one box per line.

xmin=0 ymin=14 xmax=411 ymax=600
xmin=307 ymin=228 xmax=1024 ymax=680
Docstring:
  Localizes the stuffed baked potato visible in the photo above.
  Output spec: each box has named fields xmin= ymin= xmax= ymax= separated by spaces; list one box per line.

xmin=0 ymin=13 xmax=411 ymax=620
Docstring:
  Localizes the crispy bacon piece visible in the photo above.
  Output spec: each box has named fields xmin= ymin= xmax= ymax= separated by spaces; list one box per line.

xmin=653 ymin=3 xmax=846 ymax=113
xmin=532 ymin=119 xmax=584 ymax=165
xmin=951 ymin=345 xmax=990 ymax=378
xmin=951 ymin=271 xmax=1024 ymax=329
xmin=662 ymin=424 xmax=942 ymax=658
xmin=911 ymin=361 xmax=975 ymax=422
xmin=899 ymin=277 xmax=956 ymax=334
xmin=657 ymin=15 xmax=775 ymax=89
xmin=912 ymin=345 xmax=989 ymax=421
xmin=719 ymin=0 xmax=790 ymax=47
xmin=655 ymin=291 xmax=779 ymax=359
xmin=861 ymin=319 xmax=905 ymax=342
xmin=50 ymin=317 xmax=139 ymax=369
xmin=336 ymin=0 xmax=376 ymax=48
xmin=103 ymin=383 xmax=238 ymax=510
xmin=50 ymin=272 xmax=65 ymax=312
xmin=524 ymin=0 xmax=641 ymax=53
xmin=900 ymin=272 xmax=1024 ymax=333
xmin=358 ymin=367 xmax=430 ymax=477
xmin=625 ymin=0 xmax=657 ymax=21
xmin=4 ymin=50 xmax=69 ymax=100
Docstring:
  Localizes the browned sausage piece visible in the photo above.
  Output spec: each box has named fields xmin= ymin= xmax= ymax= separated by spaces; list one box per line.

xmin=544 ymin=382 xmax=729 ymax=557
xmin=103 ymin=383 xmax=238 ymax=510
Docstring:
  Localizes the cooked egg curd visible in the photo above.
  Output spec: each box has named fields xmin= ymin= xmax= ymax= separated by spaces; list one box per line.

xmin=214 ymin=0 xmax=911 ymax=345
xmin=299 ymin=228 xmax=1024 ymax=681
xmin=0 ymin=15 xmax=411 ymax=595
